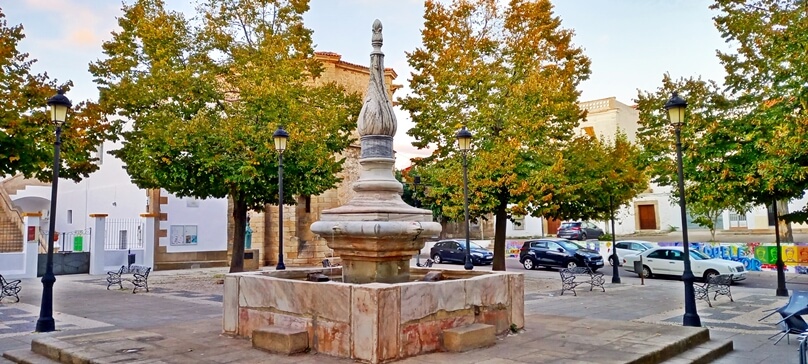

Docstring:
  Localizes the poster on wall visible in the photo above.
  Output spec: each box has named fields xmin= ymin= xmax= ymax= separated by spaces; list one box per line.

xmin=170 ymin=225 xmax=198 ymax=246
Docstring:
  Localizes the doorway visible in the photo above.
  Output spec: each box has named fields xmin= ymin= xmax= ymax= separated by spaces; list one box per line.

xmin=638 ymin=205 xmax=657 ymax=230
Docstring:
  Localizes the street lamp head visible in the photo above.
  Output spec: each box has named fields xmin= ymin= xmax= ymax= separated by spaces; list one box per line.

xmin=413 ymin=175 xmax=421 ymax=185
xmin=664 ymin=91 xmax=687 ymax=129
xmin=455 ymin=126 xmax=472 ymax=152
xmin=46 ymin=89 xmax=72 ymax=125
xmin=273 ymin=126 xmax=289 ymax=153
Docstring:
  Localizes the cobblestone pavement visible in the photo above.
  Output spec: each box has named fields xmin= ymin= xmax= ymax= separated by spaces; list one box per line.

xmin=0 ymin=266 xmax=804 ymax=363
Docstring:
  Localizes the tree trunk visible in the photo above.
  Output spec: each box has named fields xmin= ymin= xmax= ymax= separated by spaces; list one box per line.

xmin=439 ymin=216 xmax=449 ymax=239
xmin=229 ymin=190 xmax=247 ymax=273
xmin=777 ymin=200 xmax=793 ymax=243
xmin=492 ymin=192 xmax=508 ymax=271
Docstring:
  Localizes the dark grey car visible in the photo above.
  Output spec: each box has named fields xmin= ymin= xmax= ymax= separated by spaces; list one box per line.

xmin=556 ymin=221 xmax=604 ymax=241
xmin=519 ymin=238 xmax=604 ymax=271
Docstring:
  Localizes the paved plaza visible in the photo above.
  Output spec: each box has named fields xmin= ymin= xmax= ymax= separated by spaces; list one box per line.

xmin=0 ymin=264 xmax=805 ymax=363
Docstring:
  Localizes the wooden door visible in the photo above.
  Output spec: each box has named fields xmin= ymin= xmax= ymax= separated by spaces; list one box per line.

xmin=546 ymin=218 xmax=561 ymax=235
xmin=638 ymin=205 xmax=657 ymax=230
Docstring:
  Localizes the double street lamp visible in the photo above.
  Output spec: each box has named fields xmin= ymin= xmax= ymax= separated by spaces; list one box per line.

xmin=664 ymin=91 xmax=701 ymax=327
xmin=36 ymin=89 xmax=72 ymax=333
xmin=273 ymin=126 xmax=289 ymax=271
xmin=456 ymin=126 xmax=473 ymax=271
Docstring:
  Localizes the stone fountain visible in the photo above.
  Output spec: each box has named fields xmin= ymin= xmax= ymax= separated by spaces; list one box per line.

xmin=223 ymin=20 xmax=524 ymax=364
xmin=308 ymin=19 xmax=441 ymax=284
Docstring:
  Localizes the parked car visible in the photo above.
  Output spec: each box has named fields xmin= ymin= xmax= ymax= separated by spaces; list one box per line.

xmin=556 ymin=221 xmax=604 ymax=241
xmin=609 ymin=240 xmax=656 ymax=266
xmin=519 ymin=238 xmax=604 ymax=271
xmin=429 ymin=240 xmax=493 ymax=265
xmin=623 ymin=247 xmax=746 ymax=281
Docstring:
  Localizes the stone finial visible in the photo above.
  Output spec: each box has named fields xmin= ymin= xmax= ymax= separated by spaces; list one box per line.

xmin=372 ymin=19 xmax=383 ymax=51
xmin=356 ymin=19 xmax=397 ymax=139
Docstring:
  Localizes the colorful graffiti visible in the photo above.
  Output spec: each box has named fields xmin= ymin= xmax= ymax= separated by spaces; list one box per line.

xmin=504 ymin=239 xmax=808 ymax=274
xmin=657 ymin=242 xmax=808 ymax=272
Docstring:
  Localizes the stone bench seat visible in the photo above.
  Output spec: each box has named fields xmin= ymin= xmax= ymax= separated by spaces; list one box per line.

xmin=252 ymin=326 xmax=309 ymax=355
xmin=442 ymin=323 xmax=496 ymax=352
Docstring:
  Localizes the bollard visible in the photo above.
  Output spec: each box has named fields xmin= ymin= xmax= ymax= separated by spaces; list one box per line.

xmin=633 ymin=257 xmax=645 ymax=285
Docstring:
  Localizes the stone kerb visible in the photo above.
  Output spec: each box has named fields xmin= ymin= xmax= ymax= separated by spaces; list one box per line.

xmin=224 ymin=268 xmax=524 ymax=363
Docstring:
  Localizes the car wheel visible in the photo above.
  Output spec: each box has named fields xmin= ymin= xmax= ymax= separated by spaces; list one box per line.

xmin=523 ymin=258 xmax=535 ymax=270
xmin=566 ymin=261 xmax=578 ymax=269
xmin=641 ymin=265 xmax=653 ymax=278
xmin=609 ymin=255 xmax=618 ymax=266
xmin=703 ymin=269 xmax=719 ymax=281
xmin=432 ymin=254 xmax=442 ymax=264
xmin=580 ymin=233 xmax=587 ymax=241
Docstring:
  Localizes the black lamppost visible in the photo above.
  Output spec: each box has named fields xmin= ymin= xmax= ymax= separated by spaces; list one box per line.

xmin=273 ymin=126 xmax=289 ymax=271
xmin=610 ymin=195 xmax=621 ymax=284
xmin=772 ymin=201 xmax=788 ymax=297
xmin=456 ymin=126 xmax=473 ymax=271
xmin=36 ymin=89 xmax=71 ymax=333
xmin=664 ymin=91 xmax=701 ymax=327
xmin=413 ymin=175 xmax=422 ymax=266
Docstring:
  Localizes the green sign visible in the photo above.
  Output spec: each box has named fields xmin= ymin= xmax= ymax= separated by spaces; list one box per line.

xmin=73 ymin=235 xmax=83 ymax=251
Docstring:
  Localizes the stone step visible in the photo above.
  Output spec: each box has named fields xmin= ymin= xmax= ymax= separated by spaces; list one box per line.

xmin=442 ymin=323 xmax=496 ymax=352
xmin=2 ymin=349 xmax=59 ymax=364
xmin=659 ymin=339 xmax=734 ymax=364
xmin=252 ymin=326 xmax=309 ymax=354
xmin=631 ymin=327 xmax=710 ymax=363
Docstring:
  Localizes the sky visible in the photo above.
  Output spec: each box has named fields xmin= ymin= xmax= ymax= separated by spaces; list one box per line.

xmin=3 ymin=0 xmax=733 ymax=169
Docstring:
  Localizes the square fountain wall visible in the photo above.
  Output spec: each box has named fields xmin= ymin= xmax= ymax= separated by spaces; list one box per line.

xmin=223 ymin=267 xmax=524 ymax=363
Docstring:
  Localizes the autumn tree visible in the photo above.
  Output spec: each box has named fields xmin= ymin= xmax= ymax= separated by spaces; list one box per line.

xmin=90 ymin=0 xmax=360 ymax=272
xmin=553 ymin=133 xmax=648 ymax=248
xmin=711 ymin=0 xmax=808 ymax=242
xmin=635 ymin=74 xmax=751 ymax=241
xmin=399 ymin=0 xmax=591 ymax=270
xmin=0 ymin=8 xmax=114 ymax=182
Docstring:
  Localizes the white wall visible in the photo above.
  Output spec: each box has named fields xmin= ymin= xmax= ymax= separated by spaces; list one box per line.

xmin=54 ymin=139 xmax=147 ymax=233
xmin=160 ymin=192 xmax=228 ymax=252
xmin=505 ymin=215 xmax=544 ymax=238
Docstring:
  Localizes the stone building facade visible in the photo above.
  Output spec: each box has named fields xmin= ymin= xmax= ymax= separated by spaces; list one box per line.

xmin=228 ymin=51 xmax=401 ymax=267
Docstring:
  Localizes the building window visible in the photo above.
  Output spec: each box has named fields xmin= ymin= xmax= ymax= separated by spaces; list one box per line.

xmin=94 ymin=143 xmax=104 ymax=165
xmin=67 ymin=210 xmax=73 ymax=224
xmin=513 ymin=217 xmax=525 ymax=230
xmin=119 ymin=230 xmax=128 ymax=250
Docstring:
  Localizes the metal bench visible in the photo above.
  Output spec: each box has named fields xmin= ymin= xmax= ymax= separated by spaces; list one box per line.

xmin=0 ymin=274 xmax=21 ymax=302
xmin=695 ymin=274 xmax=734 ymax=307
xmin=559 ymin=266 xmax=605 ymax=296
xmin=106 ymin=264 xmax=151 ymax=293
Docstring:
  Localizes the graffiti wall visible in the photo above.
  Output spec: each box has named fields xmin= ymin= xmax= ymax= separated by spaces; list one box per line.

xmin=657 ymin=242 xmax=808 ymax=273
xmin=504 ymin=239 xmax=808 ymax=274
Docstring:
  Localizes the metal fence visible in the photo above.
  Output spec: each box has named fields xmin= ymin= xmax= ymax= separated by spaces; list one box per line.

xmin=60 ymin=228 xmax=92 ymax=252
xmin=105 ymin=219 xmax=145 ymax=250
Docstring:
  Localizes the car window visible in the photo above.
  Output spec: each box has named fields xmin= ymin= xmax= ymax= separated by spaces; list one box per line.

xmin=647 ymin=250 xmax=666 ymax=259
xmin=690 ymin=250 xmax=710 ymax=260
xmin=630 ymin=243 xmax=644 ymax=251
xmin=547 ymin=242 xmax=562 ymax=251
xmin=585 ymin=222 xmax=595 ymax=229
xmin=469 ymin=242 xmax=485 ymax=250
xmin=560 ymin=222 xmax=580 ymax=229
xmin=531 ymin=241 xmax=547 ymax=249
xmin=667 ymin=250 xmax=684 ymax=261
xmin=434 ymin=242 xmax=443 ymax=248
xmin=616 ymin=242 xmax=628 ymax=249
xmin=557 ymin=240 xmax=583 ymax=251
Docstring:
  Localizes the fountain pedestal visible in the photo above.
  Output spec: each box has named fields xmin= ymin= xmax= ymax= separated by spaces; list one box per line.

xmin=223 ymin=20 xmax=524 ymax=364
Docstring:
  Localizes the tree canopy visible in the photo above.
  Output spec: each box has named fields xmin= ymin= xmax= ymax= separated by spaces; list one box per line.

xmin=90 ymin=0 xmax=361 ymax=272
xmin=0 ymin=8 xmax=114 ymax=182
xmin=399 ymin=0 xmax=591 ymax=270
xmin=555 ymin=133 xmax=648 ymax=224
xmin=635 ymin=74 xmax=751 ymax=241
xmin=711 ymin=0 xmax=808 ymax=223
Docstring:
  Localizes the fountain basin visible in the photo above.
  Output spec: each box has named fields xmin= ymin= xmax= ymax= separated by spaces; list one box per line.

xmin=223 ymin=267 xmax=524 ymax=363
